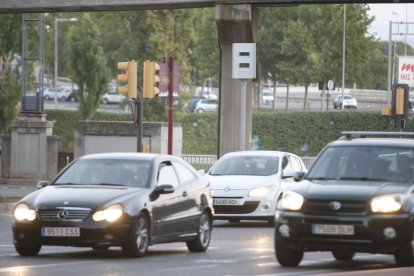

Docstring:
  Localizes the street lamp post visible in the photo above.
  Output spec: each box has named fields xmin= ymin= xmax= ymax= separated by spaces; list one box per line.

xmin=54 ymin=17 xmax=77 ymax=106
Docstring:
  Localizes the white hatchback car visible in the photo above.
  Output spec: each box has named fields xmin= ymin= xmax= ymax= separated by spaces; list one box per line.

xmin=207 ymin=151 xmax=307 ymax=225
xmin=333 ymin=94 xmax=357 ymax=109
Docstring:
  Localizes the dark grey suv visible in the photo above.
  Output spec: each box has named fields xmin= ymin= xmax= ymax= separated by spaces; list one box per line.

xmin=274 ymin=131 xmax=414 ymax=267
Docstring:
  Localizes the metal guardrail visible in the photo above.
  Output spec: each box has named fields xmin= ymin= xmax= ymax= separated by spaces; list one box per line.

xmin=181 ymin=154 xmax=317 ymax=170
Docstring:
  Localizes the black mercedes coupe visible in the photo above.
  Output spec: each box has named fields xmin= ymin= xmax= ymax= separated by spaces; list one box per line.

xmin=12 ymin=152 xmax=214 ymax=257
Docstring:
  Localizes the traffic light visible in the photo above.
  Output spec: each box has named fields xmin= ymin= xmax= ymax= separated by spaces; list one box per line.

xmin=143 ymin=60 xmax=160 ymax=99
xmin=117 ymin=60 xmax=137 ymax=99
xmin=391 ymin=83 xmax=409 ymax=118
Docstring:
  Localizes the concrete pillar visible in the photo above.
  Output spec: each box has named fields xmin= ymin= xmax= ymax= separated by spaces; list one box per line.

xmin=7 ymin=113 xmax=61 ymax=180
xmin=215 ymin=4 xmax=260 ymax=157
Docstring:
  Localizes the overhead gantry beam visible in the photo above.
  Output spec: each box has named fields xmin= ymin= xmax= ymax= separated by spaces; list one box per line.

xmin=0 ymin=0 xmax=403 ymax=13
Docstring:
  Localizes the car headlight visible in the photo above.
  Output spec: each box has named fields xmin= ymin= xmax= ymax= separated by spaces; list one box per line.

xmin=248 ymin=186 xmax=272 ymax=197
xmin=13 ymin=203 xmax=36 ymax=221
xmin=92 ymin=204 xmax=123 ymax=222
xmin=277 ymin=191 xmax=304 ymax=211
xmin=370 ymin=194 xmax=403 ymax=213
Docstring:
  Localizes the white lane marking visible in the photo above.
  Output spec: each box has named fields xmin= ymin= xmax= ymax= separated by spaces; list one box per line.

xmin=0 ymin=261 xmax=99 ymax=273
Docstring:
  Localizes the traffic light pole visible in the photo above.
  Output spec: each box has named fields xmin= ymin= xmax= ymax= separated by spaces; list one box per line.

xmin=136 ymin=98 xmax=143 ymax=152
xmin=167 ymin=56 xmax=174 ymax=155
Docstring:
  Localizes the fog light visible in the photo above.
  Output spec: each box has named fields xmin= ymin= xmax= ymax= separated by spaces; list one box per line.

xmin=262 ymin=203 xmax=270 ymax=211
xmin=279 ymin=224 xmax=290 ymax=237
xmin=383 ymin=227 xmax=396 ymax=240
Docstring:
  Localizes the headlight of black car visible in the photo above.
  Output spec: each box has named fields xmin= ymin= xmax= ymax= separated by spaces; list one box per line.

xmin=277 ymin=191 xmax=304 ymax=211
xmin=370 ymin=194 xmax=403 ymax=213
xmin=92 ymin=204 xmax=124 ymax=222
xmin=13 ymin=203 xmax=36 ymax=222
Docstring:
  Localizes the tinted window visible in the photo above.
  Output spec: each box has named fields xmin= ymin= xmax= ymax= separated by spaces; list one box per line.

xmin=174 ymin=162 xmax=196 ymax=184
xmin=307 ymin=145 xmax=414 ymax=184
xmin=158 ymin=162 xmax=179 ymax=187
xmin=55 ymin=159 xmax=152 ymax=187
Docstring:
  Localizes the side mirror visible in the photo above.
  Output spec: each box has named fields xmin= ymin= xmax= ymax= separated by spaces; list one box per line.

xmin=149 ymin=184 xmax=175 ymax=201
xmin=282 ymin=170 xmax=296 ymax=179
xmin=36 ymin=180 xmax=50 ymax=189
xmin=293 ymin=171 xmax=306 ymax=182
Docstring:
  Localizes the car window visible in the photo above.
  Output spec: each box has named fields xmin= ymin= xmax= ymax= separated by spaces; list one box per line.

xmin=289 ymin=156 xmax=304 ymax=171
xmin=173 ymin=161 xmax=197 ymax=184
xmin=209 ymin=155 xmax=279 ymax=176
xmin=158 ymin=162 xmax=179 ymax=187
xmin=54 ymin=159 xmax=152 ymax=187
xmin=307 ymin=145 xmax=414 ymax=183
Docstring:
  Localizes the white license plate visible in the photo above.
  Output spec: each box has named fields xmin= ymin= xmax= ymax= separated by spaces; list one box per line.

xmin=311 ymin=224 xmax=354 ymax=235
xmin=41 ymin=227 xmax=80 ymax=237
xmin=213 ymin=198 xmax=242 ymax=206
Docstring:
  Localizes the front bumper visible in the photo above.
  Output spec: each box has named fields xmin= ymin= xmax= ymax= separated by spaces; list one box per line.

xmin=275 ymin=210 xmax=414 ymax=254
xmin=213 ymin=197 xmax=277 ymax=221
xmin=12 ymin=218 xmax=133 ymax=248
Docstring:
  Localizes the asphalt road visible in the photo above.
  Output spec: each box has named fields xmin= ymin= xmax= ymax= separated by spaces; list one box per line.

xmin=1 ymin=210 xmax=412 ymax=276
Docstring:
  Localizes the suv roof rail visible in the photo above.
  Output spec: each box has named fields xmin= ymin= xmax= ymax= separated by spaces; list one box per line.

xmin=339 ymin=131 xmax=414 ymax=140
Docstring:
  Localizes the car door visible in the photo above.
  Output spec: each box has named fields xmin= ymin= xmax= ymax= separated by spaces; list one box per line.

xmin=150 ymin=161 xmax=189 ymax=239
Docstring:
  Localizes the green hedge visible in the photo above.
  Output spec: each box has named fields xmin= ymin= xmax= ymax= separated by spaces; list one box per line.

xmin=46 ymin=109 xmax=410 ymax=156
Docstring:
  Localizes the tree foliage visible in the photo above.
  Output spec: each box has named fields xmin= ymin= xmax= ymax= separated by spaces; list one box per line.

xmin=67 ymin=14 xmax=111 ymax=119
xmin=0 ymin=14 xmax=21 ymax=133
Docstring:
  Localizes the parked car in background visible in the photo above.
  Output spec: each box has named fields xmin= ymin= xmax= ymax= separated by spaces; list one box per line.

xmin=262 ymin=91 xmax=274 ymax=105
xmin=274 ymin=131 xmax=414 ymax=267
xmin=333 ymin=94 xmax=357 ymax=109
xmin=194 ymin=99 xmax=218 ymax=113
xmin=207 ymin=151 xmax=307 ymax=225
xmin=11 ymin=152 xmax=213 ymax=258
xmin=188 ymin=96 xmax=205 ymax=112
xmin=42 ymin=88 xmax=72 ymax=101
xmin=101 ymin=91 xmax=126 ymax=104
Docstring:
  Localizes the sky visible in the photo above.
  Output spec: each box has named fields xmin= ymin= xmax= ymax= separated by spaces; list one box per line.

xmin=367 ymin=3 xmax=414 ymax=48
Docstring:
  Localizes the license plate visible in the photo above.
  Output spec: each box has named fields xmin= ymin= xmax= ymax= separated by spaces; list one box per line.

xmin=41 ymin=227 xmax=80 ymax=237
xmin=213 ymin=198 xmax=242 ymax=206
xmin=311 ymin=224 xmax=354 ymax=235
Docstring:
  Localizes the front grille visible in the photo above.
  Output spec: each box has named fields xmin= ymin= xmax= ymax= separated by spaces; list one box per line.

xmin=303 ymin=199 xmax=367 ymax=215
xmin=38 ymin=207 xmax=91 ymax=222
xmin=214 ymin=201 xmax=260 ymax=214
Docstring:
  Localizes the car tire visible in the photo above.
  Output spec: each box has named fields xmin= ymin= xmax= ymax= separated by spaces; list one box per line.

xmin=274 ymin=239 xmax=303 ymax=267
xmin=332 ymin=250 xmax=355 ymax=261
xmin=44 ymin=95 xmax=50 ymax=100
xmin=196 ymin=109 xmax=204 ymax=113
xmin=60 ymin=96 xmax=67 ymax=101
xmin=102 ymin=99 xmax=109 ymax=104
xmin=15 ymin=243 xmax=41 ymax=256
xmin=69 ymin=97 xmax=77 ymax=102
xmin=186 ymin=211 xmax=212 ymax=252
xmin=394 ymin=227 xmax=414 ymax=266
xmin=122 ymin=214 xmax=150 ymax=258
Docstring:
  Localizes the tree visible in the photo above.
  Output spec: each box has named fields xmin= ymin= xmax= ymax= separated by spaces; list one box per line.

xmin=0 ymin=14 xmax=21 ymax=133
xmin=67 ymin=14 xmax=111 ymax=119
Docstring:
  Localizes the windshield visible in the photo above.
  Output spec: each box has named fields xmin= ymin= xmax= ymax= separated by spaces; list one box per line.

xmin=209 ymin=155 xmax=279 ymax=176
xmin=307 ymin=145 xmax=414 ymax=184
xmin=55 ymin=159 xmax=152 ymax=188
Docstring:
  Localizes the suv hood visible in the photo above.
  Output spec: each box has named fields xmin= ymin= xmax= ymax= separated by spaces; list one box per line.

xmin=291 ymin=179 xmax=412 ymax=200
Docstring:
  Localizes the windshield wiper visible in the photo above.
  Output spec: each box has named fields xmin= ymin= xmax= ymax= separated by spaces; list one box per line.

xmin=95 ymin=183 xmax=125 ymax=187
xmin=306 ymin=177 xmax=336 ymax=180
xmin=54 ymin=182 xmax=83 ymax=185
xmin=339 ymin=177 xmax=386 ymax=182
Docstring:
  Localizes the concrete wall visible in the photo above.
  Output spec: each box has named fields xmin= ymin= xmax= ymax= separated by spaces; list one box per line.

xmin=74 ymin=121 xmax=182 ymax=158
xmin=0 ymin=113 xmax=61 ymax=181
